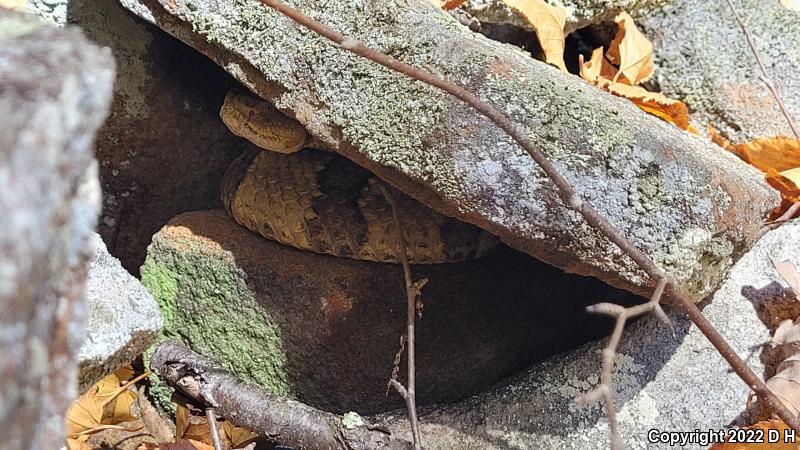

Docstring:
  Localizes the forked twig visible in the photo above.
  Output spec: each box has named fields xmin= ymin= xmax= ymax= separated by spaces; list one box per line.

xmin=258 ymin=0 xmax=800 ymax=442
xmin=379 ymin=184 xmax=424 ymax=450
xmin=577 ymin=278 xmax=670 ymax=449
xmin=724 ymin=0 xmax=799 ymax=139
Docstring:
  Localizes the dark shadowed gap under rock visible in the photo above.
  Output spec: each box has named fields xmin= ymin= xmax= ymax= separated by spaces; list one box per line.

xmin=141 ymin=210 xmax=647 ymax=415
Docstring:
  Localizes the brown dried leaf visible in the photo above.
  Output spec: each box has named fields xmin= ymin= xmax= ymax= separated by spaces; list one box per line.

xmin=597 ymin=79 xmax=690 ymax=130
xmin=709 ymin=420 xmax=798 ymax=449
xmin=768 ymin=353 xmax=800 ymax=416
xmin=66 ymin=371 xmax=148 ymax=438
xmin=138 ymin=439 xmax=214 ymax=450
xmin=606 ymin=12 xmax=654 ymax=85
xmin=115 ymin=363 xmax=136 ymax=382
xmin=66 ymin=438 xmax=93 ymax=450
xmin=771 ymin=256 xmax=800 ymax=298
xmin=729 ymin=137 xmax=800 ymax=173
xmin=502 ymin=0 xmax=568 ymax=72
xmin=767 ymin=167 xmax=800 ymax=204
xmin=430 ymin=0 xmax=467 ymax=9
xmin=223 ymin=421 xmax=259 ymax=448
xmin=578 ymin=47 xmax=617 ymax=84
xmin=708 ymin=124 xmax=734 ymax=150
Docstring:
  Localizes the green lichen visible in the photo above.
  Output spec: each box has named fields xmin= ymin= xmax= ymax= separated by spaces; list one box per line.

xmin=341 ymin=411 xmax=365 ymax=429
xmin=140 ymin=232 xmax=293 ymax=411
xmin=140 ymin=259 xmax=179 ymax=330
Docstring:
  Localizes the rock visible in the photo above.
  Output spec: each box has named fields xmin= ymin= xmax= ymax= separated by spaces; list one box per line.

xmin=27 ymin=0 xmax=68 ymax=24
xmin=30 ymin=0 xmax=248 ymax=274
xmin=382 ymin=222 xmax=800 ymax=450
xmin=638 ymin=0 xmax=800 ymax=142
xmin=464 ymin=0 xmax=670 ymax=33
xmin=120 ymin=0 xmax=776 ymax=301
xmin=78 ymin=234 xmax=163 ymax=391
xmin=141 ymin=210 xmax=643 ymax=414
xmin=0 ymin=11 xmax=114 ymax=450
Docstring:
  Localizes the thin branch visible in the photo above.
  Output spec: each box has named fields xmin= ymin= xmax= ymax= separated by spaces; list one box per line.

xmin=724 ymin=0 xmax=799 ymax=139
xmin=758 ymin=201 xmax=800 ymax=240
xmin=578 ymin=277 xmax=670 ymax=449
xmin=205 ymin=408 xmax=224 ymax=450
xmin=379 ymin=184 xmax=423 ymax=450
xmin=772 ymin=202 xmax=800 ymax=224
xmin=258 ymin=0 xmax=800 ymax=438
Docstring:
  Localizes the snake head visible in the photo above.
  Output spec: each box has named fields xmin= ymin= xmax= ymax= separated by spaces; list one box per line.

xmin=220 ymin=91 xmax=308 ymax=154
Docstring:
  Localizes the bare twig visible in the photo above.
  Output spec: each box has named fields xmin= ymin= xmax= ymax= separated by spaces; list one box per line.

xmin=205 ymin=408 xmax=224 ymax=450
xmin=258 ymin=0 xmax=800 ymax=439
xmin=379 ymin=184 xmax=424 ymax=450
xmin=772 ymin=202 xmax=800 ymax=224
xmin=578 ymin=278 xmax=670 ymax=449
xmin=724 ymin=0 xmax=799 ymax=139
xmin=758 ymin=201 xmax=800 ymax=239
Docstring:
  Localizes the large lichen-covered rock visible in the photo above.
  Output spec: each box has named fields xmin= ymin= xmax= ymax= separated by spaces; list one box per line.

xmin=34 ymin=0 xmax=247 ymax=274
xmin=637 ymin=0 xmax=800 ymax=142
xmin=0 ymin=11 xmax=113 ymax=450
xmin=141 ymin=210 xmax=642 ymax=414
xmin=121 ymin=0 xmax=776 ymax=301
xmin=383 ymin=223 xmax=800 ymax=450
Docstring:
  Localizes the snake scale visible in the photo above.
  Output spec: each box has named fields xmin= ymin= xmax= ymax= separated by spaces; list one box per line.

xmin=220 ymin=92 xmax=498 ymax=264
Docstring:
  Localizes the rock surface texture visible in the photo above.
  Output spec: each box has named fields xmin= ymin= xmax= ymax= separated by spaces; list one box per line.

xmin=465 ymin=0 xmax=669 ymax=32
xmin=141 ymin=210 xmax=643 ymax=414
xmin=32 ymin=0 xmax=248 ymax=274
xmin=120 ymin=0 xmax=777 ymax=301
xmin=638 ymin=0 xmax=800 ymax=142
xmin=0 ymin=11 xmax=113 ymax=450
xmin=79 ymin=234 xmax=163 ymax=391
xmin=383 ymin=222 xmax=800 ymax=450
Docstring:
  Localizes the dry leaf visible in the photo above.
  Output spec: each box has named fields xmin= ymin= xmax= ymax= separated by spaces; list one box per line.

xmin=115 ymin=363 xmax=136 ymax=382
xmin=597 ymin=79 xmax=690 ymax=129
xmin=606 ymin=12 xmax=654 ymax=85
xmin=578 ymin=47 xmax=617 ymax=84
xmin=430 ymin=0 xmax=467 ymax=9
xmin=771 ymin=256 xmax=800 ymax=298
xmin=729 ymin=137 xmax=800 ymax=173
xmin=176 ymin=404 xmax=258 ymax=448
xmin=66 ymin=371 xmax=149 ymax=438
xmin=0 ymin=0 xmax=26 ymax=9
xmin=709 ymin=420 xmax=798 ymax=449
xmin=223 ymin=421 xmax=259 ymax=448
xmin=66 ymin=438 xmax=93 ymax=450
xmin=502 ymin=0 xmax=568 ymax=72
xmin=781 ymin=0 xmax=800 ymax=11
xmin=708 ymin=124 xmax=734 ymax=150
xmin=577 ymin=19 xmax=687 ymax=130
xmin=138 ymin=439 xmax=214 ymax=450
xmin=767 ymin=167 xmax=800 ymax=203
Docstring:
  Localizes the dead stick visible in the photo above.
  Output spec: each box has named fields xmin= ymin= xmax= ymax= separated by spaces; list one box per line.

xmin=578 ymin=278 xmax=670 ymax=449
xmin=724 ymin=0 xmax=799 ymax=139
xmin=205 ymin=407 xmax=223 ymax=450
xmin=379 ymin=184 xmax=423 ymax=450
xmin=258 ymin=0 xmax=800 ymax=435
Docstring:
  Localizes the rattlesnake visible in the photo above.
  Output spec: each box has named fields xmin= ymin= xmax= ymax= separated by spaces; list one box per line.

xmin=220 ymin=92 xmax=498 ymax=264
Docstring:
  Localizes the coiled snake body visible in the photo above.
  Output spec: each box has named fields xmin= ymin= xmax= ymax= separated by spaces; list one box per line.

xmin=220 ymin=92 xmax=498 ymax=264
